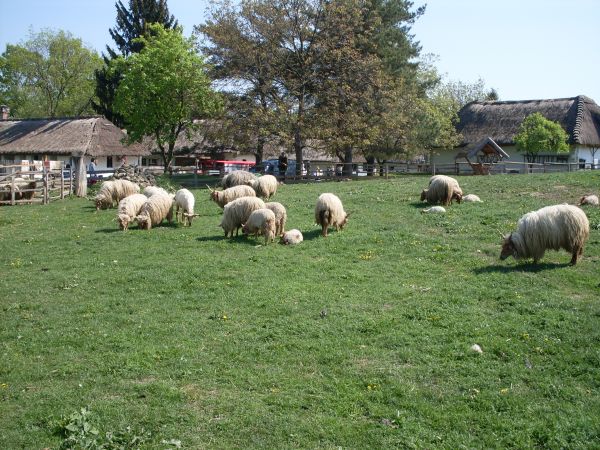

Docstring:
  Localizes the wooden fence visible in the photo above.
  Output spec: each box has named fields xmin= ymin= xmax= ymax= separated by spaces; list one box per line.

xmin=0 ymin=164 xmax=73 ymax=206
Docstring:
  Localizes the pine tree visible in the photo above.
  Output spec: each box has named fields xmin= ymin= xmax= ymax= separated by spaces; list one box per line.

xmin=93 ymin=0 xmax=178 ymax=125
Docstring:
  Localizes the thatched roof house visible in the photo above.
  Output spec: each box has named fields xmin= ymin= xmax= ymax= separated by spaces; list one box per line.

xmin=432 ymin=95 xmax=600 ymax=169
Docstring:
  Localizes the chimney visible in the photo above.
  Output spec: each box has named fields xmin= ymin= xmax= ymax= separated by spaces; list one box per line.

xmin=1 ymin=105 xmax=9 ymax=120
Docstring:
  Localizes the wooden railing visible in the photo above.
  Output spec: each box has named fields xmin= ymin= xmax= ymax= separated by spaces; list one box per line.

xmin=0 ymin=164 xmax=73 ymax=205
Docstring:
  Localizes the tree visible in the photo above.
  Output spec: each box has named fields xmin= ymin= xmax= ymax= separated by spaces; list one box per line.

xmin=514 ymin=112 xmax=569 ymax=163
xmin=0 ymin=28 xmax=102 ymax=118
xmin=93 ymin=0 xmax=178 ymax=125
xmin=113 ymin=24 xmax=222 ymax=173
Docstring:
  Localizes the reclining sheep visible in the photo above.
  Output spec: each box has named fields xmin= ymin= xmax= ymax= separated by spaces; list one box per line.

xmin=174 ymin=188 xmax=199 ymax=226
xmin=220 ymin=170 xmax=257 ymax=188
xmin=242 ymin=208 xmax=276 ymax=244
xmin=95 ymin=179 xmax=140 ymax=210
xmin=135 ymin=193 xmax=175 ymax=230
xmin=500 ymin=204 xmax=589 ymax=265
xmin=462 ymin=194 xmax=482 ymax=203
xmin=420 ymin=175 xmax=462 ymax=206
xmin=208 ymin=184 xmax=256 ymax=208
xmin=143 ymin=185 xmax=170 ymax=197
xmin=117 ymin=193 xmax=147 ymax=230
xmin=281 ymin=229 xmax=303 ymax=245
xmin=220 ymin=196 xmax=266 ymax=238
xmin=265 ymin=202 xmax=287 ymax=236
xmin=247 ymin=174 xmax=278 ymax=199
xmin=578 ymin=194 xmax=599 ymax=206
xmin=315 ymin=193 xmax=349 ymax=237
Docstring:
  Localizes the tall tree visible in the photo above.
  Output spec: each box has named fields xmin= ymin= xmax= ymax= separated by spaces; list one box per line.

xmin=93 ymin=0 xmax=178 ymax=125
xmin=514 ymin=112 xmax=569 ymax=163
xmin=113 ymin=24 xmax=222 ymax=173
xmin=0 ymin=29 xmax=102 ymax=118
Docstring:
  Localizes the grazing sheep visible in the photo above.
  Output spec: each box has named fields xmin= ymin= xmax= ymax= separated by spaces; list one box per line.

xmin=315 ymin=193 xmax=349 ymax=237
xmin=247 ymin=174 xmax=278 ymax=199
xmin=421 ymin=206 xmax=446 ymax=214
xmin=500 ymin=204 xmax=590 ymax=265
xmin=134 ymin=193 xmax=175 ymax=230
xmin=421 ymin=175 xmax=463 ymax=206
xmin=462 ymin=194 xmax=482 ymax=203
xmin=94 ymin=179 xmax=140 ymax=210
xmin=578 ymin=194 xmax=599 ymax=206
xmin=143 ymin=185 xmax=170 ymax=197
xmin=117 ymin=193 xmax=147 ymax=231
xmin=265 ymin=202 xmax=287 ymax=236
xmin=208 ymin=184 xmax=256 ymax=208
xmin=221 ymin=170 xmax=257 ymax=188
xmin=281 ymin=229 xmax=303 ymax=245
xmin=174 ymin=188 xmax=199 ymax=226
xmin=0 ymin=179 xmax=37 ymax=203
xmin=220 ymin=196 xmax=266 ymax=238
xmin=242 ymin=208 xmax=277 ymax=244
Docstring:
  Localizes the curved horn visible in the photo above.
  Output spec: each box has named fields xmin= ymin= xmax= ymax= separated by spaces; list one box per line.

xmin=205 ymin=184 xmax=214 ymax=192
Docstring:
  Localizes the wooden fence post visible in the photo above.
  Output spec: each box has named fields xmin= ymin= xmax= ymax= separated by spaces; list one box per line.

xmin=43 ymin=167 xmax=49 ymax=204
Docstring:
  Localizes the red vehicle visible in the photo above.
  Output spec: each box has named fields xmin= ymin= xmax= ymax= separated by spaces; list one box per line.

xmin=197 ymin=159 xmax=255 ymax=175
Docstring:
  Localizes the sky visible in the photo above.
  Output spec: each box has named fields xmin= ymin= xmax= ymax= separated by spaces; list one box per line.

xmin=1 ymin=0 xmax=599 ymax=103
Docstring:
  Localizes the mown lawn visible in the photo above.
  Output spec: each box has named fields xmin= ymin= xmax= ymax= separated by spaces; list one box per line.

xmin=1 ymin=172 xmax=599 ymax=448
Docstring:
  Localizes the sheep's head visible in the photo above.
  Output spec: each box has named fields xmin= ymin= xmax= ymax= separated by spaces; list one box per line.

xmin=117 ymin=214 xmax=130 ymax=230
xmin=420 ymin=189 xmax=428 ymax=202
xmin=241 ymin=223 xmax=250 ymax=235
xmin=453 ymin=192 xmax=462 ymax=204
xmin=135 ymin=215 xmax=151 ymax=230
xmin=184 ymin=212 xmax=199 ymax=226
xmin=210 ymin=190 xmax=220 ymax=202
xmin=340 ymin=212 xmax=350 ymax=230
xmin=500 ymin=233 xmax=516 ymax=260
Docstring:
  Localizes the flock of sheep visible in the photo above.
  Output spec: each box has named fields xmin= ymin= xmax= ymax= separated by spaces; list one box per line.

xmin=93 ymin=170 xmax=593 ymax=264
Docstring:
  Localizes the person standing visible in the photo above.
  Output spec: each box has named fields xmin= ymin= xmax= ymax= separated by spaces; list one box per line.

xmin=278 ymin=152 xmax=288 ymax=180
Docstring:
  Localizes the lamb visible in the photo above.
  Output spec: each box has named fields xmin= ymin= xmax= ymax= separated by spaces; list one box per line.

xmin=247 ymin=174 xmax=278 ymax=199
xmin=208 ymin=184 xmax=256 ymax=208
xmin=314 ymin=193 xmax=349 ymax=237
xmin=265 ymin=202 xmax=287 ymax=236
xmin=134 ymin=193 xmax=175 ymax=230
xmin=143 ymin=185 xmax=170 ymax=197
xmin=174 ymin=188 xmax=199 ymax=226
xmin=117 ymin=193 xmax=147 ymax=230
xmin=462 ymin=194 xmax=482 ymax=203
xmin=242 ymin=208 xmax=277 ymax=244
xmin=421 ymin=206 xmax=446 ymax=214
xmin=421 ymin=175 xmax=463 ymax=206
xmin=500 ymin=204 xmax=590 ymax=265
xmin=578 ymin=194 xmax=599 ymax=206
xmin=94 ymin=179 xmax=140 ymax=210
xmin=220 ymin=196 xmax=266 ymax=238
xmin=220 ymin=170 xmax=257 ymax=189
xmin=281 ymin=229 xmax=303 ymax=245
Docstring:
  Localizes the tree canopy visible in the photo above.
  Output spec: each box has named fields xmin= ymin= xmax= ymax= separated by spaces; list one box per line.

xmin=0 ymin=28 xmax=102 ymax=118
xmin=113 ymin=24 xmax=222 ymax=173
xmin=514 ymin=112 xmax=569 ymax=161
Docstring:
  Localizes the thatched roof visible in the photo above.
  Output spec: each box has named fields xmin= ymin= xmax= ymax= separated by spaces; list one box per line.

xmin=457 ymin=95 xmax=600 ymax=147
xmin=0 ymin=117 xmax=149 ymax=157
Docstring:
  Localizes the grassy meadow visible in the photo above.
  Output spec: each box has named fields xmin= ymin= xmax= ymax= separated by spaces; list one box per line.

xmin=1 ymin=172 xmax=600 ymax=448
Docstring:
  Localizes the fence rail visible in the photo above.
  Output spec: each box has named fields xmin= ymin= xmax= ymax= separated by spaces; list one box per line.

xmin=0 ymin=164 xmax=73 ymax=206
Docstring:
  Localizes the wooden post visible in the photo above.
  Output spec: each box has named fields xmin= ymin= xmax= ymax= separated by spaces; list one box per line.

xmin=43 ymin=167 xmax=49 ymax=204
xmin=60 ymin=166 xmax=65 ymax=200
xmin=10 ymin=175 xmax=16 ymax=206
xmin=74 ymin=156 xmax=87 ymax=197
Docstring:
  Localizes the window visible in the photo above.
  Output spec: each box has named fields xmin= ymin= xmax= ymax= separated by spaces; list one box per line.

xmin=107 ymin=156 xmax=113 ymax=168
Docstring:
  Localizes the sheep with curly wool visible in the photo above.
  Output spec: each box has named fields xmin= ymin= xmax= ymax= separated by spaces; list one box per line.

xmin=421 ymin=175 xmax=462 ymax=206
xmin=242 ymin=208 xmax=277 ymax=244
xmin=462 ymin=194 xmax=482 ymax=203
xmin=143 ymin=185 xmax=170 ymax=197
xmin=174 ymin=188 xmax=199 ymax=226
xmin=500 ymin=204 xmax=590 ymax=265
xmin=134 ymin=193 xmax=175 ymax=230
xmin=281 ymin=229 xmax=303 ymax=245
xmin=578 ymin=194 xmax=599 ymax=206
xmin=315 ymin=193 xmax=349 ymax=237
xmin=117 ymin=193 xmax=147 ymax=230
xmin=265 ymin=202 xmax=287 ymax=236
xmin=421 ymin=206 xmax=446 ymax=214
xmin=247 ymin=174 xmax=278 ymax=199
xmin=220 ymin=196 xmax=266 ymax=238
xmin=95 ymin=179 xmax=140 ymax=210
xmin=209 ymin=184 xmax=256 ymax=208
xmin=221 ymin=170 xmax=257 ymax=188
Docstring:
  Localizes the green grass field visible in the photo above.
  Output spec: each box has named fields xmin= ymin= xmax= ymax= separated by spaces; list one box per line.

xmin=1 ymin=172 xmax=599 ymax=448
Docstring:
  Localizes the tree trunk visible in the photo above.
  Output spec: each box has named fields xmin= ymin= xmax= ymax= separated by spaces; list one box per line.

xmin=365 ymin=155 xmax=375 ymax=176
xmin=74 ymin=156 xmax=87 ymax=197
xmin=342 ymin=146 xmax=353 ymax=176
xmin=255 ymin=137 xmax=265 ymax=164
xmin=294 ymin=127 xmax=303 ymax=176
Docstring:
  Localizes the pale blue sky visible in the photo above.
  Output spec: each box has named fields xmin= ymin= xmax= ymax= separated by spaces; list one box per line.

xmin=1 ymin=0 xmax=599 ymax=103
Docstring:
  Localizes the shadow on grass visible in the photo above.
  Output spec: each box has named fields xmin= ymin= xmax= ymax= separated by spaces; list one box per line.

xmin=95 ymin=228 xmax=122 ymax=234
xmin=408 ymin=201 xmax=427 ymax=209
xmin=302 ymin=229 xmax=324 ymax=241
xmin=474 ymin=262 xmax=571 ymax=274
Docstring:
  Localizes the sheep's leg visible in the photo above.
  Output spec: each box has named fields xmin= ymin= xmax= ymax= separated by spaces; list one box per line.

xmin=322 ymin=225 xmax=328 ymax=237
xmin=570 ymin=246 xmax=581 ymax=265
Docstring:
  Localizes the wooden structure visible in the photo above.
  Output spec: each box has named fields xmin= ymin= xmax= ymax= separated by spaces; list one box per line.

xmin=455 ymin=137 xmax=509 ymax=175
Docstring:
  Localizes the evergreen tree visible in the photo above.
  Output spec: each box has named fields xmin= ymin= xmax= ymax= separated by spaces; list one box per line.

xmin=93 ymin=0 xmax=178 ymax=125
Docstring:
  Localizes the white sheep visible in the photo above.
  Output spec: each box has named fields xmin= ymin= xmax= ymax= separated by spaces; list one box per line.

xmin=143 ymin=185 xmax=170 ymax=197
xmin=500 ymin=204 xmax=590 ymax=265
xmin=221 ymin=170 xmax=257 ymax=188
xmin=220 ymin=196 xmax=266 ymax=238
xmin=117 ymin=193 xmax=147 ymax=231
xmin=265 ymin=202 xmax=287 ymax=236
xmin=421 ymin=206 xmax=446 ymax=214
xmin=462 ymin=194 xmax=482 ymax=203
xmin=315 ymin=193 xmax=349 ymax=237
xmin=94 ymin=179 xmax=140 ymax=210
xmin=134 ymin=193 xmax=175 ymax=230
xmin=242 ymin=208 xmax=277 ymax=244
xmin=281 ymin=229 xmax=303 ymax=245
xmin=421 ymin=175 xmax=462 ymax=206
xmin=208 ymin=184 xmax=256 ymax=208
xmin=174 ymin=188 xmax=199 ymax=226
xmin=247 ymin=174 xmax=278 ymax=199
xmin=578 ymin=194 xmax=599 ymax=206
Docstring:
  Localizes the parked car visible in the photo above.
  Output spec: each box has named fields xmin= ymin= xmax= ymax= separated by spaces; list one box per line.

xmin=250 ymin=159 xmax=306 ymax=176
